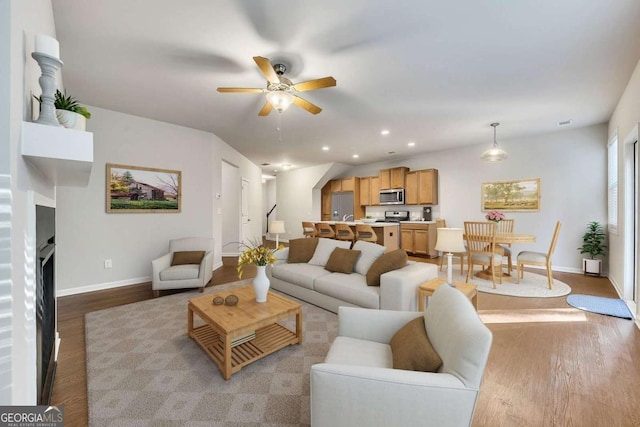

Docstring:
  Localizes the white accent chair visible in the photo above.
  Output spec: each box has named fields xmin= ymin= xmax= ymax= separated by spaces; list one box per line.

xmin=151 ymin=237 xmax=214 ymax=297
xmin=311 ymin=284 xmax=493 ymax=427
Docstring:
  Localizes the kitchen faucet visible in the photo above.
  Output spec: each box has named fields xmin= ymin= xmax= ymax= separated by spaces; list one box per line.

xmin=342 ymin=214 xmax=354 ymax=221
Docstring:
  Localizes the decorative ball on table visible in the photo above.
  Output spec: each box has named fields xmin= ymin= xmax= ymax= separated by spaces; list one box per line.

xmin=237 ymin=237 xmax=283 ymax=303
xmin=485 ymin=210 xmax=506 ymax=223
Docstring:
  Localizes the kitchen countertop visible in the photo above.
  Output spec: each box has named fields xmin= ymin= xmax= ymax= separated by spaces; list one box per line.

xmin=314 ymin=220 xmax=399 ymax=227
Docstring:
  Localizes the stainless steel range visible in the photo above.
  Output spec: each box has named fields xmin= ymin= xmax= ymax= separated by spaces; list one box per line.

xmin=376 ymin=210 xmax=410 ymax=223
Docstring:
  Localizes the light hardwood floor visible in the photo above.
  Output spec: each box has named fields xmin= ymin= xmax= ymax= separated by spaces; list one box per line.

xmin=50 ymin=255 xmax=640 ymax=426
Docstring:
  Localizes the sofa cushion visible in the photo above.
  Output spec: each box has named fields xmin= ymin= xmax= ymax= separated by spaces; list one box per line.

xmin=160 ymin=264 xmax=200 ymax=280
xmin=314 ymin=273 xmax=380 ymax=308
xmin=308 ymin=238 xmax=352 ymax=267
xmin=271 ymin=263 xmax=330 ymax=290
xmin=325 ymin=248 xmax=361 ymax=273
xmin=287 ymin=238 xmax=319 ymax=263
xmin=352 ymin=241 xmax=387 ymax=275
xmin=324 ymin=336 xmax=392 ymax=368
xmin=366 ymin=249 xmax=408 ymax=286
xmin=171 ymin=251 xmax=205 ymax=266
xmin=390 ymin=317 xmax=442 ymax=372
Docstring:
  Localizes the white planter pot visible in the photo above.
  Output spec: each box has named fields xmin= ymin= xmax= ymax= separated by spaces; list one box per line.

xmin=56 ymin=109 xmax=86 ymax=131
xmin=583 ymin=258 xmax=602 ymax=276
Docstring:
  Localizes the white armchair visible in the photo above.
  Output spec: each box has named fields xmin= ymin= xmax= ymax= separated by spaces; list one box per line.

xmin=151 ymin=237 xmax=214 ymax=297
xmin=311 ymin=284 xmax=492 ymax=427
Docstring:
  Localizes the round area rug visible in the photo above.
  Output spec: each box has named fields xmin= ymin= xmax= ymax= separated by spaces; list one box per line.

xmin=438 ymin=269 xmax=571 ymax=298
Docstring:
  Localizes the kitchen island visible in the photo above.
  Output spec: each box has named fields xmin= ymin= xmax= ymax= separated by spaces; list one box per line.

xmin=311 ymin=221 xmax=399 ymax=250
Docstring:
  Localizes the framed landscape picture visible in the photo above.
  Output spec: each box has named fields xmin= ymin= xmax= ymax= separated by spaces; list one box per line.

xmin=481 ymin=178 xmax=540 ymax=212
xmin=106 ymin=163 xmax=181 ymax=213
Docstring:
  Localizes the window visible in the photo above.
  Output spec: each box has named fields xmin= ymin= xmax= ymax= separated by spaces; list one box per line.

xmin=608 ymin=135 xmax=618 ymax=234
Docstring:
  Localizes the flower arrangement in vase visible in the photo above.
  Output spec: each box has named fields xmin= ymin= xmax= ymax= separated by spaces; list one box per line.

xmin=237 ymin=238 xmax=283 ymax=302
xmin=485 ymin=210 xmax=506 ymax=222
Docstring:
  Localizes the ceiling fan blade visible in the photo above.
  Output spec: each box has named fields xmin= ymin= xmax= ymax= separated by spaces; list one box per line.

xmin=253 ymin=56 xmax=280 ymax=84
xmin=217 ymin=87 xmax=264 ymax=93
xmin=293 ymin=96 xmax=322 ymax=114
xmin=292 ymin=76 xmax=337 ymax=92
xmin=258 ymin=101 xmax=273 ymax=116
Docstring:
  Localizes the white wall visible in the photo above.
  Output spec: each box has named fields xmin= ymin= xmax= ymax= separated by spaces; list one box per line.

xmin=281 ymin=125 xmax=607 ymax=272
xmin=5 ymin=0 xmax=59 ymax=405
xmin=56 ymin=107 xmax=214 ymax=294
xmin=263 ymin=178 xmax=276 ymax=235
xmin=608 ymin=57 xmax=640 ymax=317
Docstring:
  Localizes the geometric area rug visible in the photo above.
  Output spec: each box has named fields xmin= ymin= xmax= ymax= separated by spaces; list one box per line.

xmin=566 ymin=294 xmax=634 ymax=320
xmin=85 ymin=280 xmax=337 ymax=426
xmin=438 ymin=269 xmax=572 ymax=298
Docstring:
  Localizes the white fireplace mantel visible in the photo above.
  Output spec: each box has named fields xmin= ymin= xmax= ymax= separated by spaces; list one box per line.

xmin=21 ymin=121 xmax=93 ymax=187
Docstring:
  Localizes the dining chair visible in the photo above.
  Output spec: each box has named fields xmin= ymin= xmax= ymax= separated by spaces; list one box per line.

xmin=464 ymin=221 xmax=503 ymax=289
xmin=496 ymin=219 xmax=515 ymax=274
xmin=334 ymin=223 xmax=355 ymax=242
xmin=355 ymin=224 xmax=378 ymax=243
xmin=316 ymin=223 xmax=336 ymax=239
xmin=302 ymin=221 xmax=318 ymax=238
xmin=516 ymin=221 xmax=562 ymax=289
xmin=436 ymin=218 xmax=466 ymax=274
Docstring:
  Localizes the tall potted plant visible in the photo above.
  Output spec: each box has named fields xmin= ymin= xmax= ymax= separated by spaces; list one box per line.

xmin=578 ymin=221 xmax=607 ymax=276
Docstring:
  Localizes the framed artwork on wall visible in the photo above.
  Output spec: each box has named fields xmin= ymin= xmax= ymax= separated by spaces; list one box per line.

xmin=106 ymin=163 xmax=181 ymax=213
xmin=481 ymin=178 xmax=540 ymax=212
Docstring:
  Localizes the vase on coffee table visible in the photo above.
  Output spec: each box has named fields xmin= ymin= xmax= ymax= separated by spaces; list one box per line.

xmin=253 ymin=265 xmax=270 ymax=302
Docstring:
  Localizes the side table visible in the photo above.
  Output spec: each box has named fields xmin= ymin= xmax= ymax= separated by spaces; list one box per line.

xmin=418 ymin=278 xmax=478 ymax=311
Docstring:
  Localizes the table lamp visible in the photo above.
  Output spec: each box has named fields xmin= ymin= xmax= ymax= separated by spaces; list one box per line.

xmin=435 ymin=227 xmax=466 ymax=287
xmin=270 ymin=220 xmax=285 ymax=247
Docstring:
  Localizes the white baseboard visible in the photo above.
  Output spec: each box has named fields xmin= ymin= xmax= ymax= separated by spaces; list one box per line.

xmin=56 ymin=261 xmax=224 ymax=297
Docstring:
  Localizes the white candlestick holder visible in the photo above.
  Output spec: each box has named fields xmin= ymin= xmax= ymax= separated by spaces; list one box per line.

xmin=31 ymin=52 xmax=63 ymax=127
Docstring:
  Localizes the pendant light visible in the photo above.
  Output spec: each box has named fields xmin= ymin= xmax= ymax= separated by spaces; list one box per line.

xmin=481 ymin=122 xmax=508 ymax=162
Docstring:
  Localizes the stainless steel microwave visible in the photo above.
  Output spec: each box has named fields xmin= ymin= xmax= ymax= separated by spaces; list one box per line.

xmin=379 ymin=188 xmax=405 ymax=205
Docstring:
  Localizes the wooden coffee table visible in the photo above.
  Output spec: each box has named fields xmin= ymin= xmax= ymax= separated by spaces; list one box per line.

xmin=187 ymin=285 xmax=302 ymax=380
xmin=417 ymin=278 xmax=478 ymax=311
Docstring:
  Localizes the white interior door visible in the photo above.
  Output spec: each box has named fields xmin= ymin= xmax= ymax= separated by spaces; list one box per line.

xmin=241 ymin=178 xmax=250 ymax=244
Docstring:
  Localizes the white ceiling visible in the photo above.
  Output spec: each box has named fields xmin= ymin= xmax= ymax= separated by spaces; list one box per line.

xmin=52 ymin=0 xmax=640 ymax=174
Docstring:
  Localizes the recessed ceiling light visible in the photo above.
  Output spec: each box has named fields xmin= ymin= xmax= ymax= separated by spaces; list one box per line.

xmin=381 ymin=129 xmax=390 ymax=136
xmin=273 ymin=169 xmax=278 ymax=173
xmin=408 ymin=142 xmax=415 ymax=147
xmin=352 ymin=154 xmax=359 ymax=159
xmin=558 ymin=119 xmax=572 ymax=126
xmin=322 ymin=146 xmax=329 ymax=151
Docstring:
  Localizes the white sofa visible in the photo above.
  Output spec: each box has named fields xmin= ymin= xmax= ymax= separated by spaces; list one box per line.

xmin=311 ymin=284 xmax=493 ymax=427
xmin=269 ymin=239 xmax=438 ymax=313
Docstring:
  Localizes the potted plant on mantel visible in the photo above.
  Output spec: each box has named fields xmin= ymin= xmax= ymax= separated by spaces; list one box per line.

xmin=34 ymin=89 xmax=91 ymax=131
xmin=578 ymin=221 xmax=607 ymax=276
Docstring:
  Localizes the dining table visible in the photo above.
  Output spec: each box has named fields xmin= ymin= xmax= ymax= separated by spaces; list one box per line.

xmin=465 ymin=232 xmax=537 ymax=280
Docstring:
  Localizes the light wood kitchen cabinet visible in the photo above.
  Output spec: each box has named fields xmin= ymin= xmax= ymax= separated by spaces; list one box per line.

xmin=321 ymin=182 xmax=332 ymax=220
xmin=379 ymin=167 xmax=409 ymax=190
xmin=405 ymin=169 xmax=439 ymax=205
xmin=359 ymin=176 xmax=380 ymax=206
xmin=330 ymin=177 xmax=358 ymax=193
xmin=400 ymin=223 xmax=437 ymax=257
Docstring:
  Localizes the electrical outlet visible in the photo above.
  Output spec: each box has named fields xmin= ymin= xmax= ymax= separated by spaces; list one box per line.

xmin=104 ymin=259 xmax=112 ymax=269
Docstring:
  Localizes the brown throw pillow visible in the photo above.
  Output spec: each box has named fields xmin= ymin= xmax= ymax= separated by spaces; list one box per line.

xmin=365 ymin=249 xmax=408 ymax=286
xmin=288 ymin=238 xmax=319 ymax=263
xmin=390 ymin=317 xmax=442 ymax=372
xmin=324 ymin=248 xmax=361 ymax=273
xmin=171 ymin=251 xmax=205 ymax=266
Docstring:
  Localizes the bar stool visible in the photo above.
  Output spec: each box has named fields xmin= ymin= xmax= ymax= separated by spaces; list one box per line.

xmin=316 ymin=223 xmax=336 ymax=239
xmin=355 ymin=224 xmax=378 ymax=243
xmin=302 ymin=221 xmax=318 ymax=238
xmin=334 ymin=223 xmax=355 ymax=242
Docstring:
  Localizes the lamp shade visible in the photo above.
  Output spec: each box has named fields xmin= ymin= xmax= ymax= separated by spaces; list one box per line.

xmin=266 ymin=91 xmax=294 ymax=113
xmin=480 ymin=147 xmax=508 ymax=162
xmin=270 ymin=220 xmax=286 ymax=234
xmin=435 ymin=228 xmax=465 ymax=253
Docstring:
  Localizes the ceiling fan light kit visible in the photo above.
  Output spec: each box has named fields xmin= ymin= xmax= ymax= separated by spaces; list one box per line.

xmin=217 ymin=56 xmax=336 ymax=116
xmin=481 ymin=122 xmax=508 ymax=162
